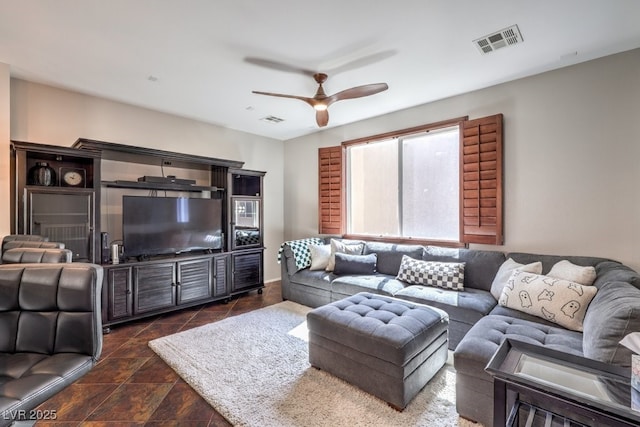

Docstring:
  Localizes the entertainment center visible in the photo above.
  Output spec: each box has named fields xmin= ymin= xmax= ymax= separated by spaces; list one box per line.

xmin=10 ymin=139 xmax=266 ymax=332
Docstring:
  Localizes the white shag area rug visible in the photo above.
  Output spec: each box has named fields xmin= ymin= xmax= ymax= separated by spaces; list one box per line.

xmin=149 ymin=301 xmax=482 ymax=427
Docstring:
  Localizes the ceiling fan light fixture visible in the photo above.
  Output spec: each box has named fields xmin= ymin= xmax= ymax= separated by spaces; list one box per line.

xmin=252 ymin=72 xmax=388 ymax=127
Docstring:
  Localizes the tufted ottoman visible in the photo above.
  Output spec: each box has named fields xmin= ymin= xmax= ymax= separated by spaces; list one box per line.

xmin=306 ymin=292 xmax=449 ymax=409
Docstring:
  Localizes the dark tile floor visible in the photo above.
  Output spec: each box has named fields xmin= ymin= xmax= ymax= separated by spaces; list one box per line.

xmin=35 ymin=281 xmax=284 ymax=426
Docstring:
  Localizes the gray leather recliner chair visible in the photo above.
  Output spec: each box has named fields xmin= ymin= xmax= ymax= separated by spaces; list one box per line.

xmin=0 ymin=263 xmax=103 ymax=426
xmin=1 ymin=247 xmax=73 ymax=264
xmin=1 ymin=235 xmax=66 ymax=264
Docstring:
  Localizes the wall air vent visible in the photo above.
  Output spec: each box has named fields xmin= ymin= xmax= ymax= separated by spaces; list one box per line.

xmin=260 ymin=115 xmax=284 ymax=124
xmin=473 ymin=25 xmax=523 ymax=55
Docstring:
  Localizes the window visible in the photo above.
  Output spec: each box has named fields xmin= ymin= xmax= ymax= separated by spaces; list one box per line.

xmin=347 ymin=126 xmax=460 ymax=241
xmin=318 ymin=114 xmax=503 ymax=246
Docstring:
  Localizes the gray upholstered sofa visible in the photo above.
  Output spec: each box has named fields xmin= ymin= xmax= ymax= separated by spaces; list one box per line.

xmin=280 ymin=238 xmax=640 ymax=426
xmin=0 ymin=263 xmax=103 ymax=426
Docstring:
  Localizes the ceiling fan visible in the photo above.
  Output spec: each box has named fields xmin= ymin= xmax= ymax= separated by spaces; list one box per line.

xmin=252 ymin=73 xmax=388 ymax=127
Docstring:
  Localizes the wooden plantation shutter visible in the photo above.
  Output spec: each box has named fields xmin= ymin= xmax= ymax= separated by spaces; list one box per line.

xmin=318 ymin=146 xmax=344 ymax=234
xmin=460 ymin=114 xmax=503 ymax=245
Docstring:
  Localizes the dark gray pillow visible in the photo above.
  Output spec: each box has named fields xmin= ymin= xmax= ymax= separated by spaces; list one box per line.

xmin=333 ymin=253 xmax=377 ymax=275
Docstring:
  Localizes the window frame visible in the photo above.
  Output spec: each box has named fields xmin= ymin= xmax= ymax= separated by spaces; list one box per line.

xmin=318 ymin=114 xmax=503 ymax=248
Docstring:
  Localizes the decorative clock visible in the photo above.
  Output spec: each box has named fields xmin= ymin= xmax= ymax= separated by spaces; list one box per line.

xmin=59 ymin=167 xmax=86 ymax=188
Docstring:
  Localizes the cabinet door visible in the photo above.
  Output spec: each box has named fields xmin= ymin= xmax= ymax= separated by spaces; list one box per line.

xmin=231 ymin=197 xmax=261 ymax=250
xmin=177 ymin=258 xmax=212 ymax=304
xmin=27 ymin=189 xmax=95 ymax=262
xmin=134 ymin=262 xmax=176 ymax=314
xmin=106 ymin=266 xmax=133 ymax=320
xmin=212 ymin=254 xmax=230 ymax=297
xmin=232 ymin=250 xmax=263 ymax=292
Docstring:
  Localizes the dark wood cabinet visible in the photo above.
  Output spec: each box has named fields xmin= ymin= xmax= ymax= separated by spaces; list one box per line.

xmin=232 ymin=250 xmax=263 ymax=294
xmin=103 ymin=254 xmax=219 ymax=329
xmin=10 ymin=140 xmax=101 ymax=262
xmin=11 ymin=138 xmax=266 ymax=330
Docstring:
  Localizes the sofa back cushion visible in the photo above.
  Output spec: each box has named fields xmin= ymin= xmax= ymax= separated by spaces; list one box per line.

xmin=507 ymin=252 xmax=610 ymax=275
xmin=363 ymin=242 xmax=424 ymax=276
xmin=423 ymin=246 xmax=505 ymax=292
xmin=592 ymin=261 xmax=640 ymax=289
xmin=582 ymin=281 xmax=640 ymax=368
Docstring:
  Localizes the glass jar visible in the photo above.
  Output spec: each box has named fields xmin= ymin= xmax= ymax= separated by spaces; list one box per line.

xmin=28 ymin=162 xmax=56 ymax=186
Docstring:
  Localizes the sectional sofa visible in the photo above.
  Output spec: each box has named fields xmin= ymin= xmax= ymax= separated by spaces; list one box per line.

xmin=279 ymin=237 xmax=640 ymax=426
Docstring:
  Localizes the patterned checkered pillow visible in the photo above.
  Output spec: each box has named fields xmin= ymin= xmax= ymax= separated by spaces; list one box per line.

xmin=278 ymin=238 xmax=325 ymax=269
xmin=396 ymin=255 xmax=465 ymax=291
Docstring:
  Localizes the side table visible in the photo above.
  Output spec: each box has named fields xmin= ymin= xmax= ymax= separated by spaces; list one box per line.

xmin=485 ymin=339 xmax=640 ymax=427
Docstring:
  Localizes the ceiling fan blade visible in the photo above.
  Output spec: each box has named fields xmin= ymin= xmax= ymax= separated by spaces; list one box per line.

xmin=252 ymin=90 xmax=315 ymax=107
xmin=244 ymin=57 xmax=316 ymax=77
xmin=328 ymin=83 xmax=389 ymax=105
xmin=327 ymin=50 xmax=397 ymax=75
xmin=316 ymin=109 xmax=329 ymax=127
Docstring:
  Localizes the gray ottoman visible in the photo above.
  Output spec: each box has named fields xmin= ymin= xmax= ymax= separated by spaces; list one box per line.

xmin=307 ymin=292 xmax=449 ymax=409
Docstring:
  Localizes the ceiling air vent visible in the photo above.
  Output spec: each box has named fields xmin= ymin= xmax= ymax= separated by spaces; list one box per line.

xmin=260 ymin=115 xmax=284 ymax=124
xmin=473 ymin=25 xmax=523 ymax=55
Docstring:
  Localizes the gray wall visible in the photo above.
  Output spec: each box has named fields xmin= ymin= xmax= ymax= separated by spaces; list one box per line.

xmin=283 ymin=49 xmax=640 ymax=272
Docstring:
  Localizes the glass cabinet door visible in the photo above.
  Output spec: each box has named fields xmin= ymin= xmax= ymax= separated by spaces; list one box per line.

xmin=232 ymin=197 xmax=261 ymax=249
xmin=27 ymin=190 xmax=94 ymax=261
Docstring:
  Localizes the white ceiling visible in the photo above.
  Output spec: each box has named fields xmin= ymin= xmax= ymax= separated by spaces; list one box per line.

xmin=1 ymin=1 xmax=639 ymax=141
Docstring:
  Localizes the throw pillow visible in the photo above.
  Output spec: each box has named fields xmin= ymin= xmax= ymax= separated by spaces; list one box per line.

xmin=333 ymin=253 xmax=377 ymax=275
xmin=396 ymin=255 xmax=465 ymax=291
xmin=325 ymin=239 xmax=364 ymax=272
xmin=309 ymin=244 xmax=331 ymax=270
xmin=499 ymin=270 xmax=598 ymax=332
xmin=548 ymin=260 xmax=597 ymax=286
xmin=490 ymin=258 xmax=543 ymax=300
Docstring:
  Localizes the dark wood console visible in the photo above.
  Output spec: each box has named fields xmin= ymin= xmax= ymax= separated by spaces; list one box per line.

xmin=10 ymin=138 xmax=265 ymax=332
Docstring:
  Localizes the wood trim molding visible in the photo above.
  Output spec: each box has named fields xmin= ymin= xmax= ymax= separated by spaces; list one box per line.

xmin=341 ymin=116 xmax=468 ymax=147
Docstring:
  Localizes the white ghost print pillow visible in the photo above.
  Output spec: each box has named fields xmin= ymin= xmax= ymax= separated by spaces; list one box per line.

xmin=499 ymin=270 xmax=598 ymax=331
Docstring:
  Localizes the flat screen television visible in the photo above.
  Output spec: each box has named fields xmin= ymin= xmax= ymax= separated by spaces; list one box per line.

xmin=122 ymin=196 xmax=223 ymax=259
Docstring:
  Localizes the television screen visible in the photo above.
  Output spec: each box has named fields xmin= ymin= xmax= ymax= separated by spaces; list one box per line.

xmin=122 ymin=196 xmax=223 ymax=258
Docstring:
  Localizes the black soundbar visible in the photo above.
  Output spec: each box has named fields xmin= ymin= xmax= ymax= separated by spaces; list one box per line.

xmin=137 ymin=175 xmax=196 ymax=185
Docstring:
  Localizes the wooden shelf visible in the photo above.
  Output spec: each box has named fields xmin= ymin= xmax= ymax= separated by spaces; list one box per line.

xmin=102 ymin=180 xmax=222 ymax=193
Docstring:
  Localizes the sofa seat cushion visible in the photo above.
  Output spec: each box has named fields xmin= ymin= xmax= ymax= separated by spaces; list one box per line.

xmin=489 ymin=304 xmax=563 ymax=327
xmin=0 ymin=352 xmax=94 ymax=414
xmin=454 ymin=315 xmax=584 ymax=381
xmin=290 ymin=269 xmax=335 ymax=292
xmin=394 ymin=286 xmax=496 ymax=326
xmin=331 ymin=274 xmax=405 ymax=297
